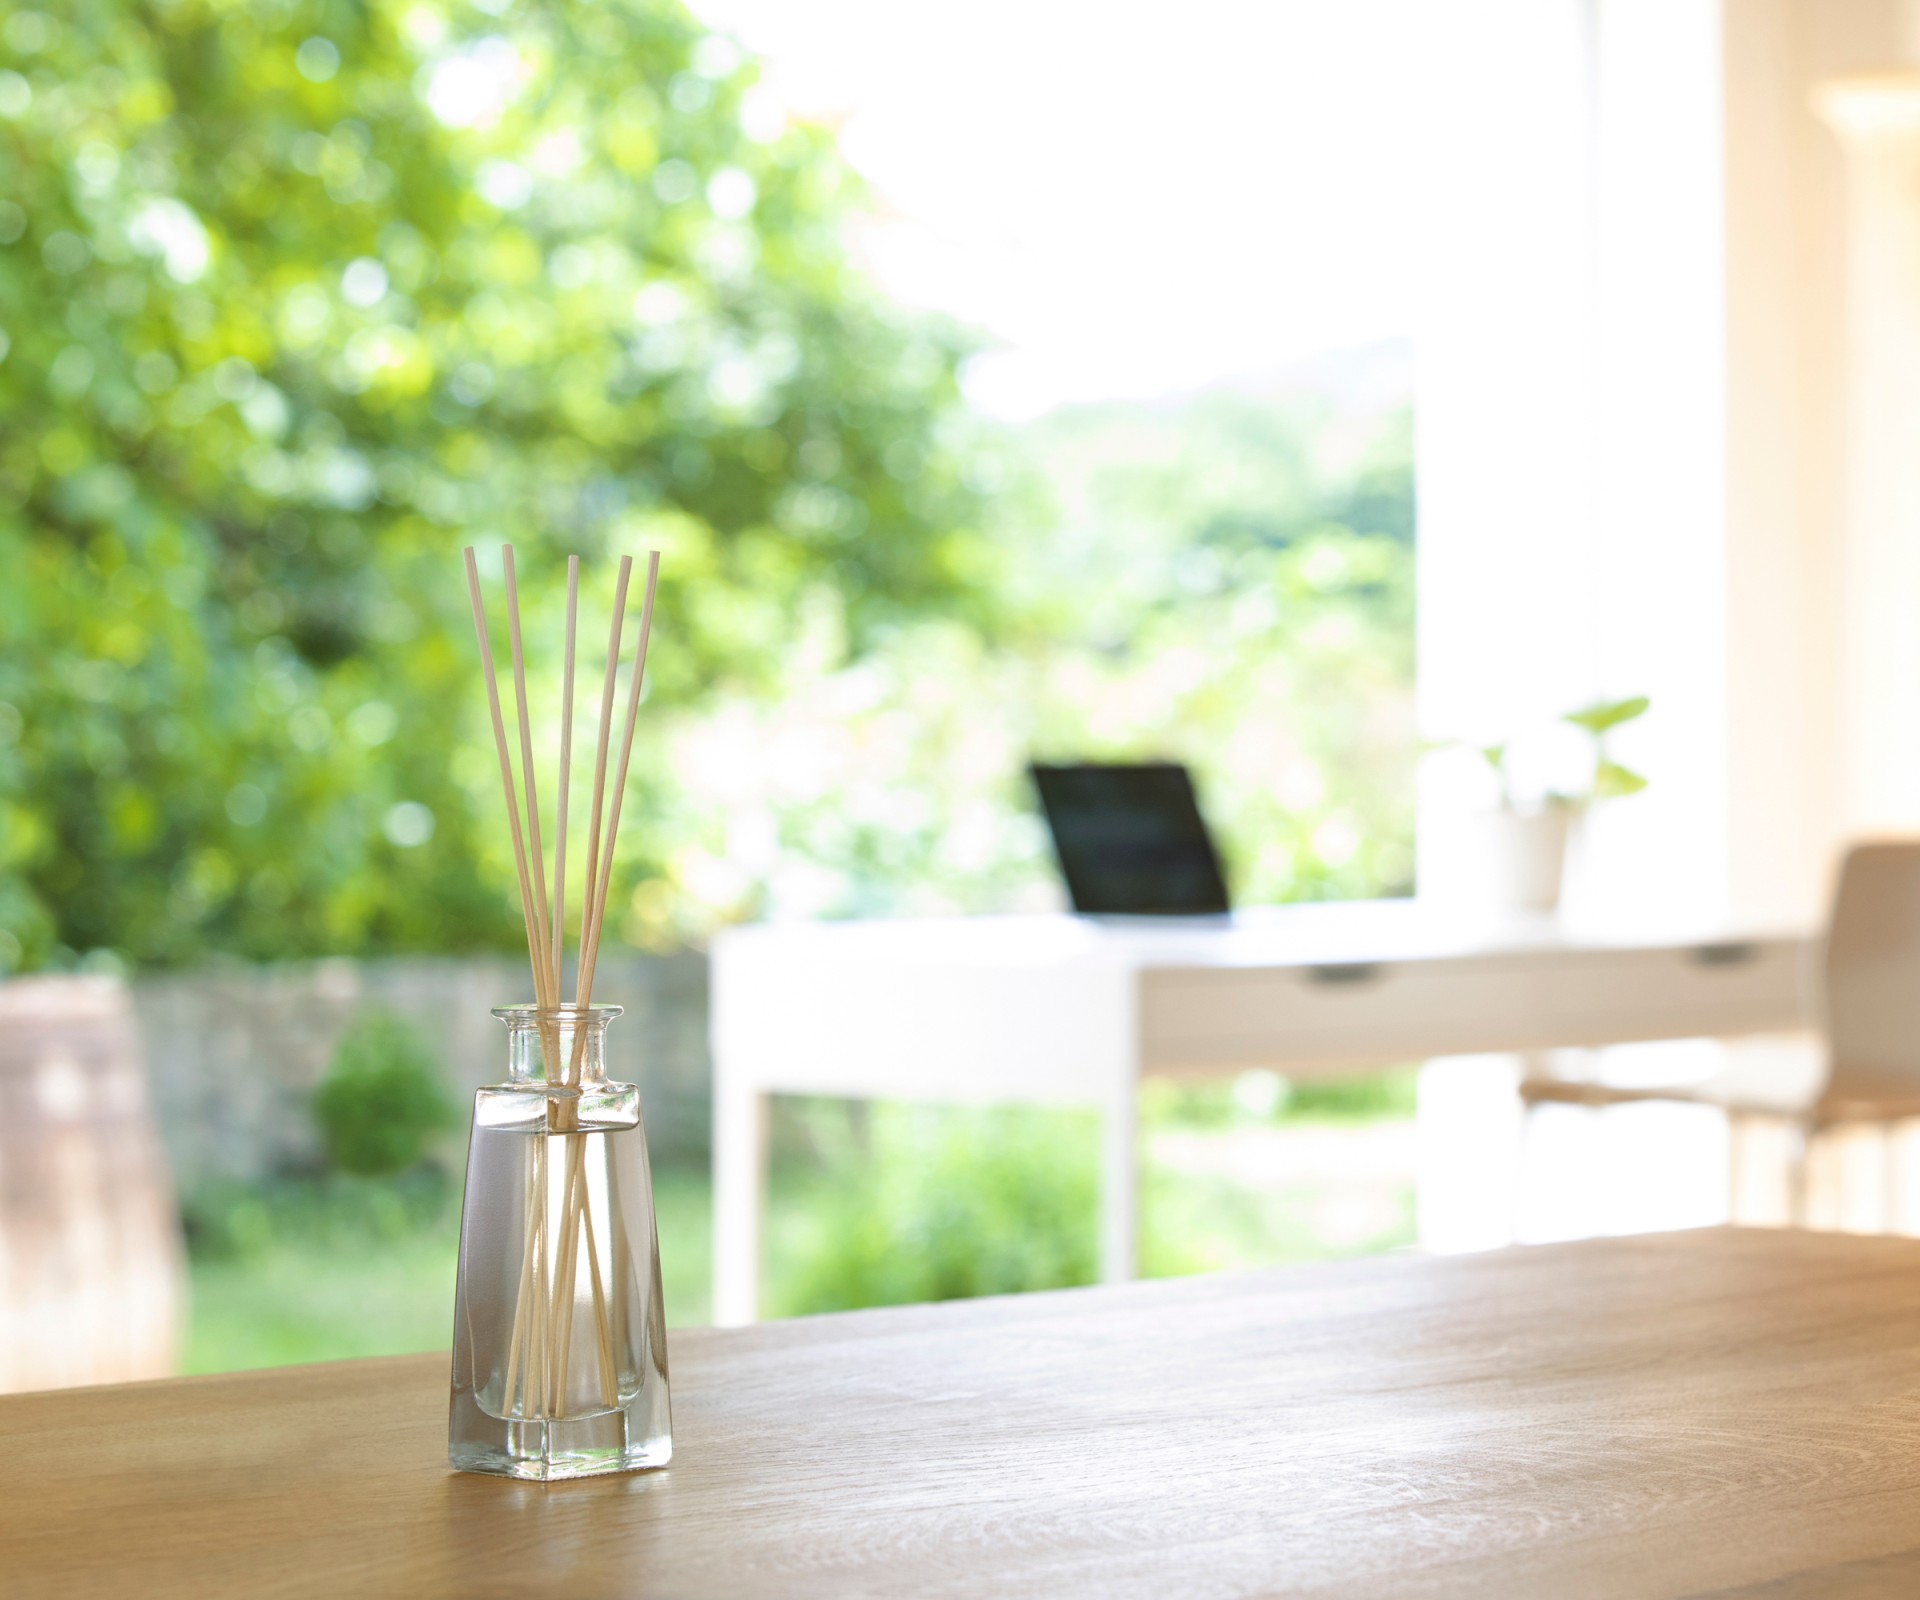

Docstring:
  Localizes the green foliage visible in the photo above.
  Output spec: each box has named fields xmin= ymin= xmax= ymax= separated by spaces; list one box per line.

xmin=1141 ymin=1066 xmax=1416 ymax=1129
xmin=0 ymin=0 xmax=986 ymax=972
xmin=1462 ymin=693 xmax=1651 ymax=810
xmin=768 ymin=1102 xmax=1099 ymax=1316
xmin=186 ymin=1211 xmax=459 ymax=1372
xmin=1591 ymin=759 xmax=1648 ymax=800
xmin=1014 ymin=390 xmax=1416 ymax=904
xmin=182 ymin=1096 xmax=1418 ymax=1368
xmin=181 ymin=1163 xmax=713 ymax=1372
xmin=181 ymin=1164 xmax=450 ymax=1259
xmin=1570 ymin=695 xmax=1651 ymax=800
xmin=1563 ymin=695 xmax=1650 ymax=736
xmin=310 ymin=1008 xmax=454 ymax=1176
xmin=1286 ymin=1071 xmax=1418 ymax=1120
xmin=0 ymin=2 xmax=1415 ymax=967
xmin=646 ymin=387 xmax=1418 ymax=933
xmin=765 ymin=1084 xmax=1420 ymax=1319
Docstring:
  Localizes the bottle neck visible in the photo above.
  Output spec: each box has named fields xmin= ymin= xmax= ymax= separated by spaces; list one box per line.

xmin=494 ymin=1006 xmax=620 ymax=1087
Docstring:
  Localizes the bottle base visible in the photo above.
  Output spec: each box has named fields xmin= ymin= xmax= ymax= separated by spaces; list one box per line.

xmin=448 ymin=1387 xmax=673 ymax=1480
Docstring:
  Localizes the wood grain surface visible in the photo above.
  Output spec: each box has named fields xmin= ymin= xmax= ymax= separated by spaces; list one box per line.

xmin=8 ymin=1228 xmax=1920 ymax=1598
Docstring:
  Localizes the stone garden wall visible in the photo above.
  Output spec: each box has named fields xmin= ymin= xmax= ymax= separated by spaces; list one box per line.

xmin=132 ymin=953 xmax=712 ymax=1191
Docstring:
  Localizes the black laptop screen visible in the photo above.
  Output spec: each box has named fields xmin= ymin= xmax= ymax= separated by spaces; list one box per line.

xmin=1030 ymin=762 xmax=1230 ymax=916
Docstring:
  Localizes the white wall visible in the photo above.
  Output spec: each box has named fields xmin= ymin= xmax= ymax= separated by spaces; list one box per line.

xmin=1413 ymin=0 xmax=1603 ymax=904
xmin=1414 ymin=0 xmax=1729 ymax=927
xmin=1583 ymin=0 xmax=1729 ymax=927
xmin=1725 ymin=0 xmax=1912 ymax=920
xmin=1418 ymin=0 xmax=1917 ymax=933
xmin=1413 ymin=0 xmax=1920 ymax=1253
xmin=1413 ymin=0 xmax=1601 ymax=748
xmin=1817 ymin=73 xmax=1920 ymax=840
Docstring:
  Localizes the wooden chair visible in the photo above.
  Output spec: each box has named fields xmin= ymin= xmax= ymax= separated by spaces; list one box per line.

xmin=1519 ymin=839 xmax=1920 ymax=1227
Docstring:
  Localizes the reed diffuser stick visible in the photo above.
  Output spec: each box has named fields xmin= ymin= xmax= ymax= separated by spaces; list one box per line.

xmin=541 ymin=556 xmax=634 ymax=1408
xmin=551 ymin=556 xmax=579 ymax=991
xmin=495 ymin=557 xmax=568 ymax=1413
xmin=465 ymin=546 xmax=660 ymax=1422
xmin=505 ymin=548 xmax=567 ymax=1414
xmin=548 ymin=553 xmax=659 ymax=1405
xmin=574 ymin=556 xmax=635 ymax=1032
xmin=534 ymin=560 xmax=583 ymax=1412
xmin=501 ymin=1143 xmax=542 ymax=1412
xmin=463 ymin=547 xmax=553 ymax=1416
xmin=502 ymin=547 xmax=555 ymax=1008
xmin=504 ymin=554 xmax=557 ymax=1414
xmin=462 ymin=549 xmax=545 ymax=1002
xmin=580 ymin=552 xmax=661 ymax=1009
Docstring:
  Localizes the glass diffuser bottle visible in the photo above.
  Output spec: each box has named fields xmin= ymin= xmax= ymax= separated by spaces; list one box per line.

xmin=448 ymin=1003 xmax=672 ymax=1479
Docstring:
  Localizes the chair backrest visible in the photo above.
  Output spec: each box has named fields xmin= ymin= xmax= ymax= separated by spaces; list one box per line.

xmin=1823 ymin=839 xmax=1920 ymax=1098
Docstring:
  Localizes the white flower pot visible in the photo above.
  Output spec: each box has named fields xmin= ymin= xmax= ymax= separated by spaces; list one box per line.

xmin=1473 ymin=807 xmax=1573 ymax=914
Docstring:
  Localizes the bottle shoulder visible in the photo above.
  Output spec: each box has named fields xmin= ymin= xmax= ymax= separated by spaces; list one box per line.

xmin=472 ymin=1080 xmax=641 ymax=1133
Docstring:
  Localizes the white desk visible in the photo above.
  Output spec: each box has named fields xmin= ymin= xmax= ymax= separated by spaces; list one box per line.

xmin=710 ymin=903 xmax=1817 ymax=1323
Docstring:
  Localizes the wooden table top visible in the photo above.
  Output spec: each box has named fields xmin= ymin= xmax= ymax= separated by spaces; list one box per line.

xmin=9 ymin=1228 xmax=1920 ymax=1598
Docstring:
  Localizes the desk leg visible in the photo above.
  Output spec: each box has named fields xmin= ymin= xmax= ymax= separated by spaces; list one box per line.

xmin=1099 ymin=1087 xmax=1138 ymax=1283
xmin=713 ymin=1078 xmax=767 ymax=1327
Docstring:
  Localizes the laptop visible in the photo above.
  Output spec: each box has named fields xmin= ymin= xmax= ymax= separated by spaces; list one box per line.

xmin=1029 ymin=762 xmax=1231 ymax=917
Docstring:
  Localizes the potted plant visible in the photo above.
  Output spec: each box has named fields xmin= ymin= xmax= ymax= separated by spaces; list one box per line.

xmin=1462 ymin=696 xmax=1650 ymax=913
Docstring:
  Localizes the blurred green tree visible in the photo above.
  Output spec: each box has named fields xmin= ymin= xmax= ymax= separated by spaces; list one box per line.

xmin=643 ymin=385 xmax=1416 ymax=934
xmin=769 ymin=1101 xmax=1100 ymax=1316
xmin=0 ymin=0 xmax=987 ymax=970
xmin=1016 ymin=389 xmax=1416 ymax=904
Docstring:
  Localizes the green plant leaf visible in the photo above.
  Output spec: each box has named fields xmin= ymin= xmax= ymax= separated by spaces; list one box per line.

xmin=1593 ymin=760 xmax=1648 ymax=800
xmin=1564 ymin=695 xmax=1651 ymax=735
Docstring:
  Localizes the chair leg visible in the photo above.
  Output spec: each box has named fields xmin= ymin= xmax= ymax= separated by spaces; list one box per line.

xmin=1726 ymin=1112 xmax=1746 ymax=1226
xmin=1787 ymin=1120 xmax=1814 ymax=1229
xmin=1512 ymin=1097 xmax=1532 ymax=1246
xmin=1885 ymin=1122 xmax=1903 ymax=1235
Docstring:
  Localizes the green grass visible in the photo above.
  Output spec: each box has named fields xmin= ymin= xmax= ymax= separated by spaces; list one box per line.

xmin=183 ymin=1166 xmax=716 ymax=1375
xmin=184 ymin=1074 xmax=1418 ymax=1373
xmin=186 ymin=1229 xmax=459 ymax=1373
xmin=1141 ymin=1155 xmax=1414 ymax=1277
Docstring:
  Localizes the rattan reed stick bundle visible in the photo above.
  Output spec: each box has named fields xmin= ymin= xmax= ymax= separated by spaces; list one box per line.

xmin=462 ymin=544 xmax=660 ymax=1419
